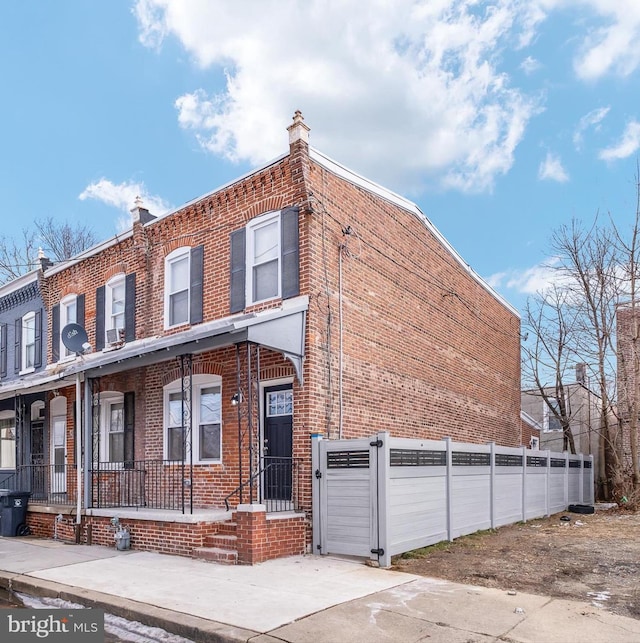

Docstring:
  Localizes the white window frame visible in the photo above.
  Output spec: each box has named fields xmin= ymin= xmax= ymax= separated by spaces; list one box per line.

xmin=247 ymin=211 xmax=281 ymax=305
xmin=20 ymin=311 xmax=36 ymax=374
xmin=164 ymin=247 xmax=191 ymax=329
xmin=0 ymin=409 xmax=16 ymax=469
xmin=98 ymin=391 xmax=125 ymax=464
xmin=60 ymin=294 xmax=78 ymax=360
xmin=163 ymin=374 xmax=222 ymax=464
xmin=543 ymin=397 xmax=564 ymax=432
xmin=105 ymin=274 xmax=126 ymax=344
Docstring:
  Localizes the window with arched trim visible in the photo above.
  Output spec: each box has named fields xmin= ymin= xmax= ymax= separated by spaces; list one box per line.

xmin=163 ymin=246 xmax=204 ymax=329
xmin=163 ymin=374 xmax=222 ymax=463
xmin=60 ymin=294 xmax=78 ymax=359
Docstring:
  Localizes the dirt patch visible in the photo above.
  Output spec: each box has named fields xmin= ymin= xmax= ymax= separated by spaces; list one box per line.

xmin=393 ymin=507 xmax=640 ymax=620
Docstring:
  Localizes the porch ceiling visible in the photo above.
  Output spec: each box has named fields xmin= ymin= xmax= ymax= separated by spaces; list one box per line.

xmin=0 ymin=296 xmax=307 ymax=400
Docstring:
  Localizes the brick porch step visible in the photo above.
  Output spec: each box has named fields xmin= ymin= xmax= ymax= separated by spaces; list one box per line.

xmin=193 ymin=546 xmax=238 ymax=565
xmin=193 ymin=519 xmax=238 ymax=565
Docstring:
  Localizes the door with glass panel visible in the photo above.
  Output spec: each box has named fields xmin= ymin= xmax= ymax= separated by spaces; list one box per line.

xmin=263 ymin=384 xmax=293 ymax=501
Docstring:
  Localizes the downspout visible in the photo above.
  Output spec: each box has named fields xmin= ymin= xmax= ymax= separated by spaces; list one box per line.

xmin=75 ymin=373 xmax=82 ymax=525
xmin=338 ymin=246 xmax=344 ymax=440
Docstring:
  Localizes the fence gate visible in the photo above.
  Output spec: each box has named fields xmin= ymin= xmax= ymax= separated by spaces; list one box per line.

xmin=312 ymin=434 xmax=386 ymax=564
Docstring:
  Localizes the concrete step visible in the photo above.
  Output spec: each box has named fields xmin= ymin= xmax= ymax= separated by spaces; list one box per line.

xmin=193 ymin=546 xmax=238 ymax=565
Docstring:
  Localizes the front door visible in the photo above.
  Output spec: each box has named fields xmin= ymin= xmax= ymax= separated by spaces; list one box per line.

xmin=51 ymin=416 xmax=67 ymax=494
xmin=263 ymin=384 xmax=293 ymax=501
xmin=30 ymin=420 xmax=45 ymax=499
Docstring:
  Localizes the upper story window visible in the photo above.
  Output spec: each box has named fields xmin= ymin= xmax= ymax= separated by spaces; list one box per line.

xmin=248 ymin=212 xmax=281 ymax=303
xmin=52 ymin=296 xmax=84 ymax=363
xmin=163 ymin=374 xmax=222 ymax=464
xmin=0 ymin=323 xmax=6 ymax=378
xmin=106 ymin=275 xmax=125 ymax=342
xmin=95 ymin=274 xmax=135 ymax=351
xmin=163 ymin=247 xmax=204 ymax=329
xmin=15 ymin=310 xmax=42 ymax=374
xmin=230 ymin=207 xmax=300 ymax=313
xmin=60 ymin=295 xmax=77 ymax=359
xmin=543 ymin=398 xmax=563 ymax=432
xmin=166 ymin=249 xmax=190 ymax=327
xmin=23 ymin=312 xmax=36 ymax=370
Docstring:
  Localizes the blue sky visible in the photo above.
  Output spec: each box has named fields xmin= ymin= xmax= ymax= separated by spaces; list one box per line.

xmin=1 ymin=1 xmax=640 ymax=314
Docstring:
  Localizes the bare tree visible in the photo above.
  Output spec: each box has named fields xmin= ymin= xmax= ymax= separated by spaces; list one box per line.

xmin=526 ymin=178 xmax=640 ymax=505
xmin=0 ymin=217 xmax=96 ymax=285
xmin=522 ymin=284 xmax=578 ymax=454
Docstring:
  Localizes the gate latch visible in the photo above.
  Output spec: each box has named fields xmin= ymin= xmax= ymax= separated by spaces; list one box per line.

xmin=315 ymin=469 xmax=322 ymax=479
xmin=370 ymin=439 xmax=383 ymax=448
xmin=370 ymin=548 xmax=385 ymax=556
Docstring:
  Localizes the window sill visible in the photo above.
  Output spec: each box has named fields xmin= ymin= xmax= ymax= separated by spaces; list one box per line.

xmin=19 ymin=367 xmax=35 ymax=376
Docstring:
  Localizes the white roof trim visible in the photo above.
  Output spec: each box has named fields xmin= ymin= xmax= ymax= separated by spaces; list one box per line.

xmin=309 ymin=147 xmax=519 ymax=317
xmin=521 ymin=410 xmax=543 ymax=431
xmin=0 ymin=269 xmax=39 ymax=297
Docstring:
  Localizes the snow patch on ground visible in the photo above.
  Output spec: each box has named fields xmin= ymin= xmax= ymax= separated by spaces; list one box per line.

xmin=17 ymin=593 xmax=193 ymax=642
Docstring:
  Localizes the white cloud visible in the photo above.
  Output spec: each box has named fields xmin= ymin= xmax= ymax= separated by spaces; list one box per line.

xmin=569 ymin=0 xmax=640 ymax=80
xmin=487 ymin=258 xmax=564 ymax=295
xmin=78 ymin=179 xmax=172 ymax=232
xmin=520 ymin=55 xmax=541 ymax=74
xmin=599 ymin=121 xmax=640 ymax=161
xmin=572 ymin=106 xmax=610 ymax=149
xmin=538 ymin=152 xmax=569 ymax=182
xmin=135 ymin=0 xmax=544 ymax=194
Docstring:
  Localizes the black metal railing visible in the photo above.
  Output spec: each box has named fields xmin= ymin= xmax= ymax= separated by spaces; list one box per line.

xmin=224 ymin=456 xmax=302 ymax=513
xmin=92 ymin=459 xmax=188 ymax=511
xmin=0 ymin=465 xmax=77 ymax=506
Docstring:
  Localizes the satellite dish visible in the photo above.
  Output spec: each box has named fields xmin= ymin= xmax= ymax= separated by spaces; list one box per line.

xmin=61 ymin=323 xmax=90 ymax=354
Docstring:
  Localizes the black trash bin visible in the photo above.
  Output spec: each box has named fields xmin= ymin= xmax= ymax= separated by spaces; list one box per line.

xmin=0 ymin=490 xmax=31 ymax=537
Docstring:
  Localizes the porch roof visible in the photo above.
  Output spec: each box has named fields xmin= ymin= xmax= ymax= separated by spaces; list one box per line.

xmin=0 ymin=296 xmax=308 ymax=401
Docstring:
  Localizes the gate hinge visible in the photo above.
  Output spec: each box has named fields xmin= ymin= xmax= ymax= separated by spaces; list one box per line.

xmin=370 ymin=548 xmax=385 ymax=556
xmin=370 ymin=439 xmax=383 ymax=448
xmin=315 ymin=469 xmax=322 ymax=479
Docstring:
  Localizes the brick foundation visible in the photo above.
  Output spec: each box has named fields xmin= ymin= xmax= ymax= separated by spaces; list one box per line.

xmin=235 ymin=504 xmax=306 ymax=564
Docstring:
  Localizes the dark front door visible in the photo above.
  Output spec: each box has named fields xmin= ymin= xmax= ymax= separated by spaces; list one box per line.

xmin=263 ymin=384 xmax=293 ymax=501
xmin=30 ymin=420 xmax=45 ymax=498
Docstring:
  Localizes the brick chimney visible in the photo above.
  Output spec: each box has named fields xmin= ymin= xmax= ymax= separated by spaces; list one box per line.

xmin=576 ymin=362 xmax=587 ymax=386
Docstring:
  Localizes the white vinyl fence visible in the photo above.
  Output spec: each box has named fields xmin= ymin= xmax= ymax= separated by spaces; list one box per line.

xmin=312 ymin=432 xmax=594 ymax=568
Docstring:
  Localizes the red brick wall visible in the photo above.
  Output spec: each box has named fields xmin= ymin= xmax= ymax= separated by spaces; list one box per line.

xmin=40 ymin=132 xmax=520 ymax=526
xmin=302 ymin=159 xmax=521 ymax=448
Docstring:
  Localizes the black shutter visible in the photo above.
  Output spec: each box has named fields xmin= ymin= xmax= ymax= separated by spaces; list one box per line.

xmin=230 ymin=229 xmax=246 ymax=313
xmin=281 ymin=206 xmax=300 ymax=299
xmin=125 ymin=274 xmax=136 ymax=342
xmin=190 ymin=245 xmax=204 ymax=325
xmin=51 ymin=304 xmax=60 ymax=363
xmin=95 ymin=286 xmax=105 ymax=351
xmin=34 ymin=309 xmax=42 ymax=368
xmin=76 ymin=294 xmax=85 ymax=328
xmin=14 ymin=318 xmax=21 ymax=373
xmin=0 ymin=323 xmax=6 ymax=378
xmin=124 ymin=391 xmax=135 ymax=469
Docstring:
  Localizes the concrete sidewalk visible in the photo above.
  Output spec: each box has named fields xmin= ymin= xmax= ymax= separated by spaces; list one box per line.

xmin=0 ymin=536 xmax=639 ymax=642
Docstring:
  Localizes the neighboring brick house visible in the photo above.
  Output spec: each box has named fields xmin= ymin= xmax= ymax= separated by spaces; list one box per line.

xmin=521 ymin=364 xmax=603 ymax=498
xmin=0 ymin=112 xmax=520 ymax=561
